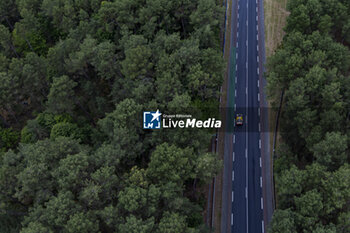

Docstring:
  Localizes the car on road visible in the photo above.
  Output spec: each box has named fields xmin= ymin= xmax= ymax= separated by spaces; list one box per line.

xmin=235 ymin=114 xmax=243 ymax=126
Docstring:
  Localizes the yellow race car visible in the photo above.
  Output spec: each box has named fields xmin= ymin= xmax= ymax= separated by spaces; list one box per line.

xmin=235 ymin=114 xmax=243 ymax=126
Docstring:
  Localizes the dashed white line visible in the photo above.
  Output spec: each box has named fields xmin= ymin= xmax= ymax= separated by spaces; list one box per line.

xmin=246 ymin=40 xmax=248 ymax=46
xmin=246 ymin=20 xmax=248 ymax=26
xmin=256 ymin=15 xmax=258 ymax=21
xmin=256 ymin=6 xmax=258 ymax=12
xmin=236 ymin=53 xmax=238 ymax=59
xmin=257 ymin=45 xmax=259 ymax=52
xmin=259 ymin=139 xmax=261 ymax=149
xmin=246 ymin=62 xmax=248 ymax=69
xmin=257 ymin=67 xmax=259 ymax=75
xmin=233 ymin=135 xmax=236 ymax=143
xmin=260 ymin=157 xmax=262 ymax=167
xmin=232 ymin=191 xmax=234 ymax=202
xmin=257 ymin=80 xmax=260 ymax=87
xmin=236 ymin=42 xmax=238 ymax=47
xmin=258 ymin=93 xmax=260 ymax=102
xmin=259 ymin=123 xmax=261 ymax=132
xmin=234 ymin=104 xmax=236 ymax=111
xmin=235 ymin=89 xmax=237 ymax=97
xmin=256 ymin=25 xmax=258 ymax=31
xmin=235 ymin=75 xmax=237 ymax=84
xmin=246 ymin=87 xmax=248 ymax=95
xmin=257 ymin=55 xmax=259 ymax=63
xmin=245 ymin=148 xmax=248 ymax=158
xmin=231 ymin=213 xmax=233 ymax=225
xmin=260 ymin=176 xmax=263 ymax=187
xmin=233 ymin=152 xmax=235 ymax=161
xmin=236 ymin=64 xmax=238 ymax=71
xmin=261 ymin=197 xmax=264 ymax=209
xmin=237 ymin=31 xmax=239 ymax=37
xmin=245 ymin=187 xmax=248 ymax=198
xmin=262 ymin=221 xmax=265 ymax=233
xmin=232 ymin=170 xmax=234 ymax=181
xmin=258 ymin=107 xmax=260 ymax=116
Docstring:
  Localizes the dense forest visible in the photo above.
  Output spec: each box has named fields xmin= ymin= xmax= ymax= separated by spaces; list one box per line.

xmin=266 ymin=0 xmax=350 ymax=232
xmin=0 ymin=0 xmax=224 ymax=232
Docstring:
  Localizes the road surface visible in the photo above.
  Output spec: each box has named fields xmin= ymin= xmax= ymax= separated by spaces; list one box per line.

xmin=220 ymin=0 xmax=272 ymax=232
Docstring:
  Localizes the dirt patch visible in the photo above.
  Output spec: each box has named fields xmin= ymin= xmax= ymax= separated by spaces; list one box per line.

xmin=264 ymin=0 xmax=289 ymax=57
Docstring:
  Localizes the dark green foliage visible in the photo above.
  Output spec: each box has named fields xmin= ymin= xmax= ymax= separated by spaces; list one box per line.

xmin=0 ymin=0 xmax=223 ymax=232
xmin=0 ymin=127 xmax=19 ymax=151
xmin=267 ymin=0 xmax=350 ymax=232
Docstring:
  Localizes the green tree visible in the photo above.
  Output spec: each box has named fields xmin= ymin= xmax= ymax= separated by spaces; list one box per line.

xmin=47 ymin=75 xmax=77 ymax=114
xmin=268 ymin=209 xmax=297 ymax=233
xmin=312 ymin=132 xmax=348 ymax=170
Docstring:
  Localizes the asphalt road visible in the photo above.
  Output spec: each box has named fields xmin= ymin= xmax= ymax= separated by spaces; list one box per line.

xmin=231 ymin=0 xmax=264 ymax=232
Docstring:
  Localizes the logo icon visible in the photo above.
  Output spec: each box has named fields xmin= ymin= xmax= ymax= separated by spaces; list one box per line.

xmin=143 ymin=110 xmax=162 ymax=129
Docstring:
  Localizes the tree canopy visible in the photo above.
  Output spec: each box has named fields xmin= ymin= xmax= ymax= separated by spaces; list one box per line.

xmin=0 ymin=0 xmax=224 ymax=232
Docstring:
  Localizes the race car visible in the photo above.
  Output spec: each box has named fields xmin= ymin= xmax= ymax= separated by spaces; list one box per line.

xmin=235 ymin=114 xmax=243 ymax=126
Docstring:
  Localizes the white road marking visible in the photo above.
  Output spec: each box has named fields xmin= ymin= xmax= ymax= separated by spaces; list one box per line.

xmin=245 ymin=148 xmax=248 ymax=158
xmin=235 ymin=89 xmax=237 ymax=97
xmin=233 ymin=152 xmax=235 ymax=161
xmin=256 ymin=16 xmax=258 ymax=21
xmin=237 ymin=31 xmax=239 ymax=37
xmin=259 ymin=123 xmax=261 ymax=132
xmin=232 ymin=191 xmax=234 ymax=202
xmin=256 ymin=6 xmax=258 ymax=12
xmin=257 ymin=67 xmax=259 ymax=75
xmin=260 ymin=157 xmax=262 ymax=167
xmin=231 ymin=213 xmax=233 ymax=225
xmin=235 ymin=75 xmax=237 ymax=83
xmin=234 ymin=104 xmax=236 ymax=111
xmin=257 ymin=45 xmax=259 ymax=52
xmin=246 ymin=87 xmax=248 ymax=95
xmin=257 ymin=80 xmax=260 ymax=87
xmin=262 ymin=221 xmax=265 ymax=233
xmin=257 ymin=55 xmax=259 ymax=62
xmin=258 ymin=93 xmax=260 ymax=102
xmin=258 ymin=107 xmax=260 ymax=116
xmin=257 ymin=34 xmax=259 ymax=41
xmin=246 ymin=20 xmax=248 ymax=26
xmin=246 ymin=62 xmax=248 ymax=69
xmin=256 ymin=25 xmax=258 ymax=31
xmin=232 ymin=170 xmax=234 ymax=181
xmin=245 ymin=187 xmax=248 ymax=198
xmin=259 ymin=139 xmax=261 ymax=149
xmin=236 ymin=42 xmax=238 ymax=47
xmin=233 ymin=135 xmax=235 ymax=143
xmin=236 ymin=53 xmax=238 ymax=59
xmin=246 ymin=40 xmax=248 ymax=46
xmin=260 ymin=176 xmax=263 ymax=187
xmin=261 ymin=197 xmax=264 ymax=209
xmin=236 ymin=64 xmax=237 ymax=71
